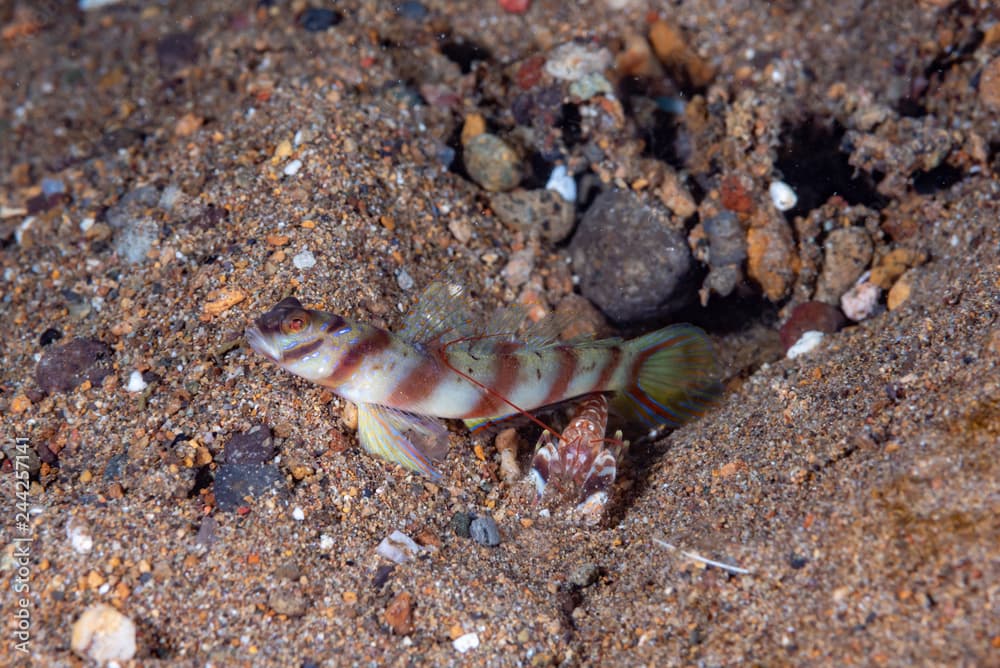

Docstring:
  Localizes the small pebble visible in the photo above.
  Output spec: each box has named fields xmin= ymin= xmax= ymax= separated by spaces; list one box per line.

xmin=35 ymin=338 xmax=113 ymax=394
xmin=125 ymin=370 xmax=147 ymax=393
xmin=469 ymin=515 xmax=501 ymax=547
xmin=453 ymin=632 xmax=480 ymax=653
xmin=213 ymin=463 xmax=285 ymax=512
xmin=299 ymin=7 xmax=342 ymax=32
xmin=779 ymin=301 xmax=845 ymax=352
xmin=887 ymin=269 xmax=915 ymax=311
xmin=787 ymin=331 xmax=824 ymax=359
xmin=769 ymin=180 xmax=798 ymax=212
xmin=268 ymin=588 xmax=308 ymax=617
xmin=293 ymin=250 xmax=316 ymax=270
xmin=703 ymin=211 xmax=747 ymax=266
xmin=569 ymin=562 xmax=600 ymax=588
xmin=464 ymin=134 xmax=522 ymax=192
xmin=225 ymin=425 xmax=275 ymax=465
xmin=70 ymin=604 xmax=137 ymax=663
xmin=292 ymin=506 xmax=305 ymax=521
xmin=568 ymin=72 xmax=613 ymax=100
xmin=817 ymin=227 xmax=873 ymax=303
xmin=502 ymin=248 xmax=535 ymax=288
xmin=376 ymin=530 xmax=424 ymax=564
xmin=396 ymin=268 xmax=415 ymax=291
xmin=746 ymin=213 xmax=796 ymax=301
xmin=544 ymin=42 xmax=613 ymax=81
xmin=545 ymin=165 xmax=576 ymax=202
xmin=840 ymin=280 xmax=881 ymax=321
xmin=489 ymin=188 xmax=575 ymax=242
xmin=384 ymin=591 xmax=414 ymax=635
xmin=66 ymin=517 xmax=94 ymax=554
xmin=450 ymin=512 xmax=472 ymax=538
xmin=283 ymin=159 xmax=303 ymax=176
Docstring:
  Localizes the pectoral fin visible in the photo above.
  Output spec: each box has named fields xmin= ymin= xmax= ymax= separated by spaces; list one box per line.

xmin=356 ymin=403 xmax=449 ymax=478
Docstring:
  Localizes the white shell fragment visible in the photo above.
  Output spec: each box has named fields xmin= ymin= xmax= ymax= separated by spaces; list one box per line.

xmin=376 ymin=530 xmax=424 ymax=564
xmin=66 ymin=517 xmax=94 ymax=554
xmin=545 ymin=165 xmax=577 ymax=203
xmin=544 ymin=42 xmax=613 ymax=81
xmin=769 ymin=180 xmax=798 ymax=212
xmin=787 ymin=330 xmax=824 ymax=359
xmin=283 ymin=159 xmax=303 ymax=176
xmin=292 ymin=250 xmax=316 ymax=270
xmin=126 ymin=370 xmax=148 ymax=393
xmin=453 ymin=632 xmax=480 ymax=653
xmin=70 ymin=604 xmax=137 ymax=663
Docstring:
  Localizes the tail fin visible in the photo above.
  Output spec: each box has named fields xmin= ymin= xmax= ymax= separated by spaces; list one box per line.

xmin=612 ymin=324 xmax=721 ymax=429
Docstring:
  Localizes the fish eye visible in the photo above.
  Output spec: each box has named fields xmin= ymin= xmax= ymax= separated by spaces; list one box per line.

xmin=282 ymin=312 xmax=309 ymax=334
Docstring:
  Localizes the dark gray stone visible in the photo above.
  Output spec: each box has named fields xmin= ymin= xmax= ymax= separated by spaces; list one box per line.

xmin=213 ymin=464 xmax=285 ymax=512
xmin=469 ymin=515 xmax=500 ymax=547
xmin=703 ymin=211 xmax=747 ymax=266
xmin=570 ymin=190 xmax=694 ymax=323
xmin=224 ymin=425 xmax=274 ymax=465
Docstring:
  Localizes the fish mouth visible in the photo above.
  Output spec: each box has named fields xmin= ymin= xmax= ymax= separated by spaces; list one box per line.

xmin=245 ymin=324 xmax=281 ymax=362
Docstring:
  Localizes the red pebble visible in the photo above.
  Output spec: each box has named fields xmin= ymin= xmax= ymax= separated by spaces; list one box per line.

xmin=720 ymin=173 xmax=755 ymax=214
xmin=780 ymin=301 xmax=846 ymax=351
xmin=515 ymin=55 xmax=545 ymax=90
xmin=500 ymin=0 xmax=531 ymax=14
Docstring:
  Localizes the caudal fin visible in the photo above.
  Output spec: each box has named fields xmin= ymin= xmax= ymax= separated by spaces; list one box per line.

xmin=612 ymin=324 xmax=721 ymax=429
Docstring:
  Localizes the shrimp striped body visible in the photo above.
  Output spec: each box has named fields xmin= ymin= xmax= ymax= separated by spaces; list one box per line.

xmin=247 ymin=284 xmax=720 ymax=478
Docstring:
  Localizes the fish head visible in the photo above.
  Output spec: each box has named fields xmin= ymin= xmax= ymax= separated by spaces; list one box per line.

xmin=246 ymin=297 xmax=354 ymax=384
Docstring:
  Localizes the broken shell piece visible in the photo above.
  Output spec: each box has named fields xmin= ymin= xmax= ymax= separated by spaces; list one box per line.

xmin=769 ymin=180 xmax=798 ymax=212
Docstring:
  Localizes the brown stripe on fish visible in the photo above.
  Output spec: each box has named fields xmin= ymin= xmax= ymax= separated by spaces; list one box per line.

xmin=466 ymin=341 xmax=523 ymax=417
xmin=387 ymin=352 xmax=446 ymax=407
xmin=587 ymin=346 xmax=623 ymax=395
xmin=541 ymin=347 xmax=578 ymax=406
xmin=323 ymin=328 xmax=392 ymax=388
xmin=282 ymin=338 xmax=325 ymax=362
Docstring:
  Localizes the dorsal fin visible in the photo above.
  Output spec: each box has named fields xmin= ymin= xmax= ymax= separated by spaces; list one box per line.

xmin=398 ymin=281 xmax=477 ymax=346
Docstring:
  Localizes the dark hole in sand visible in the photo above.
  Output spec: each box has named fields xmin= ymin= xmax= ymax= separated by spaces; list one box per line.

xmin=775 ymin=118 xmax=887 ymax=217
xmin=439 ymin=39 xmax=491 ymax=74
xmin=913 ymin=163 xmax=965 ymax=195
xmin=558 ymin=103 xmax=583 ymax=148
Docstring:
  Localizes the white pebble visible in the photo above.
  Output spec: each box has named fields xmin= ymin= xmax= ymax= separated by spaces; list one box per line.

xmin=70 ymin=604 xmax=137 ymax=663
xmin=125 ymin=370 xmax=147 ymax=393
xmin=769 ymin=180 xmax=798 ymax=212
xmin=319 ymin=534 xmax=335 ymax=550
xmin=292 ymin=250 xmax=316 ymax=270
xmin=79 ymin=217 xmax=95 ymax=232
xmin=283 ymin=159 xmax=303 ymax=176
xmin=66 ymin=517 xmax=94 ymax=554
xmin=840 ymin=281 xmax=881 ymax=321
xmin=292 ymin=507 xmax=305 ymax=521
xmin=546 ymin=165 xmax=577 ymax=203
xmin=544 ymin=42 xmax=613 ymax=82
xmin=396 ymin=268 xmax=414 ymax=291
xmin=453 ymin=632 xmax=480 ymax=653
xmin=376 ymin=530 xmax=423 ymax=564
xmin=787 ymin=330 xmax=824 ymax=359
